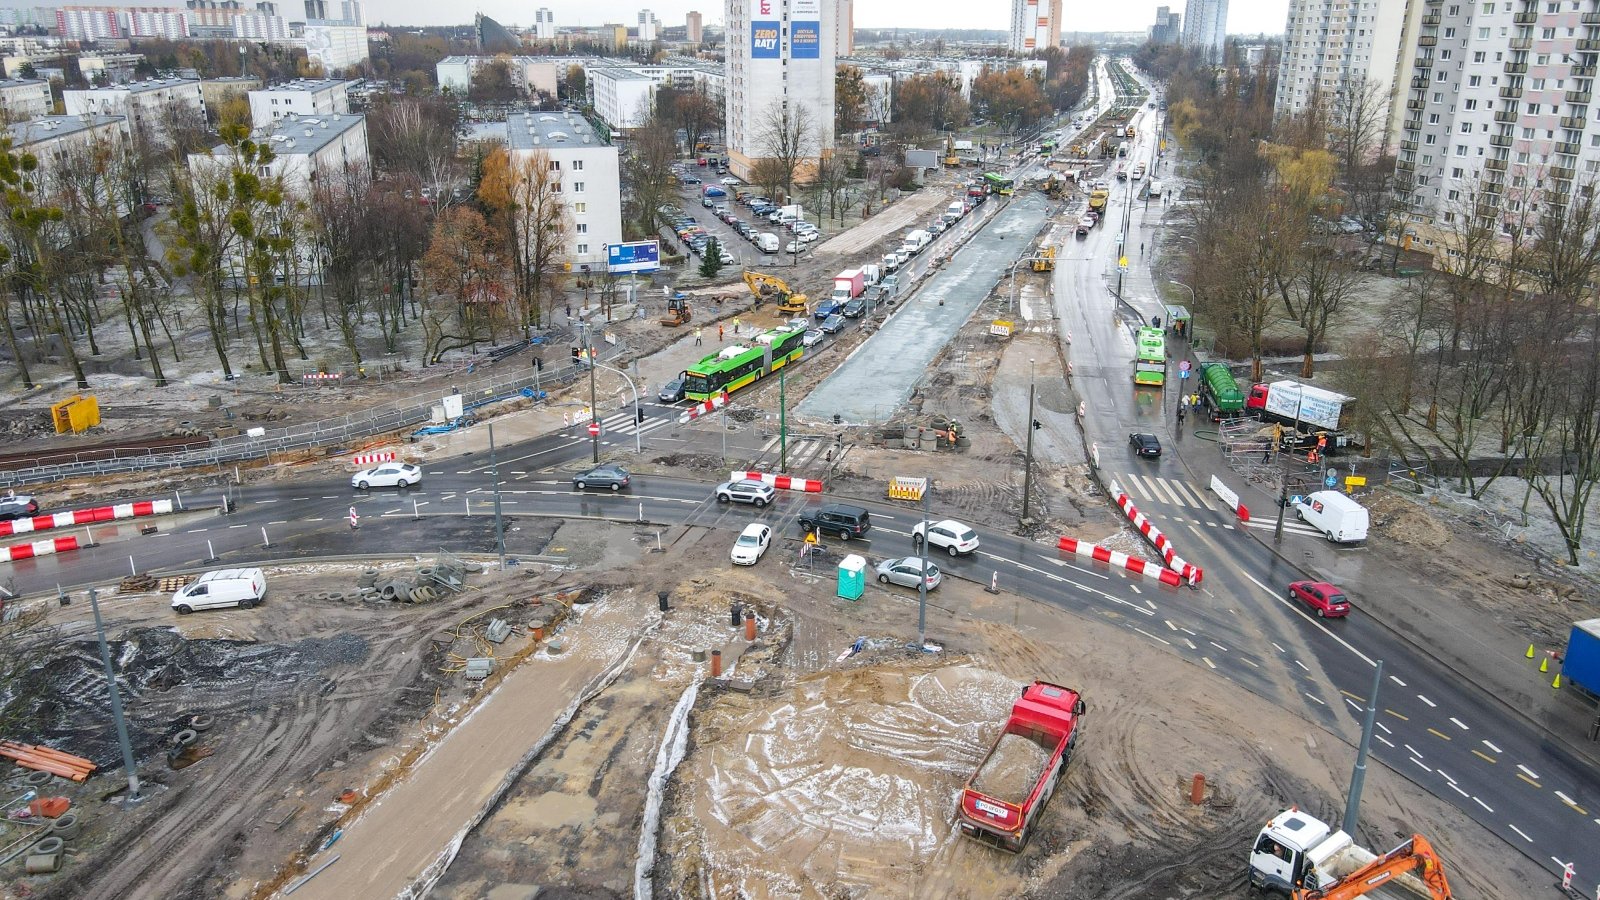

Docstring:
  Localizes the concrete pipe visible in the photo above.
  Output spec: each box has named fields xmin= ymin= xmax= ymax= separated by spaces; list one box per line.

xmin=24 ymin=853 xmax=61 ymax=875
xmin=48 ymin=814 xmax=81 ymax=840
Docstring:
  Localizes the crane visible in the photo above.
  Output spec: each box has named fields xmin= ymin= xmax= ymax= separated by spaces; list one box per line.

xmin=742 ymin=271 xmax=808 ymax=315
xmin=1295 ymin=834 xmax=1453 ymax=900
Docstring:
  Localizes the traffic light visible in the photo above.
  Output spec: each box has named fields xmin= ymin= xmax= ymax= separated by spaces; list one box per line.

xmin=571 ymin=346 xmax=581 ymax=362
xmin=636 ymin=407 xmax=645 ymax=423
xmin=534 ymin=356 xmax=544 ymax=371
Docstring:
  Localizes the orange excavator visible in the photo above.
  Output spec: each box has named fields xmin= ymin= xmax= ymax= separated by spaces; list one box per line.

xmin=1295 ymin=834 xmax=1453 ymax=900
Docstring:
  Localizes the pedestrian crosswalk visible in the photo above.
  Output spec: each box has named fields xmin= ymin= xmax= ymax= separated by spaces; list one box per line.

xmin=751 ymin=434 xmax=832 ymax=473
xmin=1116 ymin=472 xmax=1215 ymax=511
xmin=1241 ymin=517 xmax=1323 ymax=538
xmin=593 ymin=409 xmax=674 ymax=440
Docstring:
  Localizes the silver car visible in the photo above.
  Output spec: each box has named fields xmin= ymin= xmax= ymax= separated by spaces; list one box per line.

xmin=875 ymin=557 xmax=942 ymax=590
xmin=715 ymin=479 xmax=777 ymax=507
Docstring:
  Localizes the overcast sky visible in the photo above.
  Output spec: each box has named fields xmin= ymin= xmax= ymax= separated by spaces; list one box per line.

xmin=358 ymin=0 xmax=1289 ymax=35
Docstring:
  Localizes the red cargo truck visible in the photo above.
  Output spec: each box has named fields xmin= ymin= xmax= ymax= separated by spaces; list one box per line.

xmin=956 ymin=680 xmax=1086 ymax=851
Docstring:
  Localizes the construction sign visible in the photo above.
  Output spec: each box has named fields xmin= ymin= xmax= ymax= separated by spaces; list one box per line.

xmin=887 ymin=477 xmax=927 ymax=501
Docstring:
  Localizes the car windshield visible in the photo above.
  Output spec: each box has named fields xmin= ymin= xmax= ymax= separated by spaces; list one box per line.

xmin=737 ymin=534 xmax=761 ymax=546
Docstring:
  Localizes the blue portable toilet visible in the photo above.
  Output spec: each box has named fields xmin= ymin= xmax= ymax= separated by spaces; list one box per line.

xmin=837 ymin=554 xmax=866 ymax=601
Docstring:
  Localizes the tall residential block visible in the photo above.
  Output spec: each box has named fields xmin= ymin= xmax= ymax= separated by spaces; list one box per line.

xmin=1275 ymin=0 xmax=1407 ymax=130
xmin=836 ymin=0 xmax=853 ymax=56
xmin=686 ymin=11 xmax=704 ymax=43
xmin=725 ymin=0 xmax=837 ymax=183
xmin=534 ymin=8 xmax=556 ymax=41
xmin=1009 ymin=0 xmax=1063 ymax=53
xmin=1181 ymin=0 xmax=1229 ymax=60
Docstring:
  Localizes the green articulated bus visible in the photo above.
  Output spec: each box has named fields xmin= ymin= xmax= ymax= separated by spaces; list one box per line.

xmin=983 ymin=172 xmax=1015 ymax=196
xmin=683 ymin=325 xmax=807 ymax=401
xmin=1134 ymin=326 xmax=1166 ymax=386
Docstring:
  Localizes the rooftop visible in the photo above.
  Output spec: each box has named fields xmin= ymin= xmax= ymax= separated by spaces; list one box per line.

xmin=74 ymin=77 xmax=200 ymax=93
xmin=246 ymin=113 xmax=364 ymax=156
xmin=0 ymin=78 xmax=48 ymax=88
xmin=8 ymin=114 xmax=124 ymax=146
xmin=257 ymin=78 xmax=352 ymax=94
xmin=506 ymin=111 xmax=607 ymax=150
xmin=587 ymin=66 xmax=653 ymax=81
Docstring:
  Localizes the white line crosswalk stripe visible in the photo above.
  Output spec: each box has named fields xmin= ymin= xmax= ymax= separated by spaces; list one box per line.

xmin=1120 ymin=473 xmax=1155 ymax=503
xmin=1242 ymin=519 xmax=1321 ymax=536
xmin=1153 ymin=477 xmax=1188 ymax=507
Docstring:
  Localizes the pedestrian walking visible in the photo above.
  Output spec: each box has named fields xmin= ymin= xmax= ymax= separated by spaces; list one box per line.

xmin=718 ymin=324 xmax=725 ymax=342
xmin=565 ymin=303 xmax=572 ymax=318
xmin=695 ymin=327 xmax=703 ymax=346
xmin=733 ymin=316 xmax=741 ymax=334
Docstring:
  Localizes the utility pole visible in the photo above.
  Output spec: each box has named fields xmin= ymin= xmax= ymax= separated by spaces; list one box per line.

xmin=1274 ymin=477 xmax=1288 ymax=542
xmin=1343 ymin=661 xmax=1385 ymax=836
xmin=1021 ymin=361 xmax=1037 ymax=523
xmin=489 ymin=422 xmax=505 ymax=569
xmin=582 ymin=321 xmax=599 ymax=463
xmin=917 ymin=481 xmax=929 ymax=650
xmin=89 ymin=587 xmax=141 ymax=804
xmin=779 ymin=368 xmax=788 ymax=471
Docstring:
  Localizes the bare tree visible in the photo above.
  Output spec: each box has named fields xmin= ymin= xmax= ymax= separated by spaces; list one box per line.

xmin=478 ymin=147 xmax=569 ymax=333
xmin=753 ymin=100 xmax=818 ymax=202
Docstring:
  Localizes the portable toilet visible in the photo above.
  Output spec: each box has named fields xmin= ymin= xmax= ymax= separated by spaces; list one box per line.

xmin=838 ymin=554 xmax=866 ymax=601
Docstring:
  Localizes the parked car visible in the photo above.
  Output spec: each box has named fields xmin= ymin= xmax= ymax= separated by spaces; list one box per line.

xmin=842 ymin=297 xmax=866 ymax=318
xmin=797 ymin=503 xmax=871 ymax=540
xmin=798 ymin=230 xmax=821 ymax=244
xmin=813 ymin=299 xmax=841 ymax=319
xmin=731 ymin=523 xmax=772 ymax=566
xmin=929 ymin=220 xmax=947 ymax=235
xmin=572 ymin=465 xmax=631 ymax=491
xmin=680 ymin=175 xmax=702 ymax=185
xmin=820 ymin=313 xmax=846 ymax=334
xmin=352 ymin=462 xmax=422 ymax=489
xmin=0 ymin=493 xmax=39 ymax=520
xmin=1287 ymin=580 xmax=1352 ymax=617
xmin=659 ymin=373 xmax=687 ymax=402
xmin=861 ymin=285 xmax=885 ymax=308
xmin=875 ymin=557 xmax=942 ymax=590
xmin=720 ymin=176 xmax=741 ymax=185
xmin=1128 ymin=432 xmax=1162 ymax=458
xmin=911 ymin=519 xmax=981 ymax=556
xmin=171 ymin=567 xmax=267 ymax=614
xmin=784 ymin=240 xmax=803 ymax=253
xmin=802 ymin=328 xmax=826 ymax=347
xmin=716 ymin=479 xmax=777 ymax=507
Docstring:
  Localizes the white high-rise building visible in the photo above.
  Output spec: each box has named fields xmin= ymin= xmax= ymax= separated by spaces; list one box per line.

xmin=1008 ymin=0 xmax=1062 ymax=53
xmin=504 ymin=111 xmax=622 ymax=270
xmin=835 ymin=0 xmax=852 ymax=56
xmin=1275 ymin=0 xmax=1407 ymax=129
xmin=534 ymin=8 xmax=556 ymax=41
xmin=1392 ymin=0 xmax=1600 ymax=247
xmin=1181 ymin=0 xmax=1228 ymax=61
xmin=725 ymin=0 xmax=836 ymax=183
xmin=686 ymin=10 xmax=703 ymax=44
xmin=637 ymin=10 xmax=660 ymax=42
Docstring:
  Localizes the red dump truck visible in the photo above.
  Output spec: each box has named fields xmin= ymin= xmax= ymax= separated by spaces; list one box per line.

xmin=956 ymin=680 xmax=1086 ymax=851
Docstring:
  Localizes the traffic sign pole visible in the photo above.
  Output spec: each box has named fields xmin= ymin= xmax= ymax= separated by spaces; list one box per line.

xmin=588 ymin=422 xmax=601 ymax=437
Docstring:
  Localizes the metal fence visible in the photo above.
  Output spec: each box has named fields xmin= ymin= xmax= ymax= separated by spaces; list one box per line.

xmin=0 ymin=346 xmax=624 ymax=489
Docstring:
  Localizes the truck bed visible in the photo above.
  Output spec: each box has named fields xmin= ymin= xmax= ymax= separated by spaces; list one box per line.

xmin=968 ymin=732 xmax=1052 ymax=804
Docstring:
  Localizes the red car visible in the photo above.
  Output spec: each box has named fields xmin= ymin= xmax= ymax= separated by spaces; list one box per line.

xmin=1288 ymin=581 xmax=1350 ymax=618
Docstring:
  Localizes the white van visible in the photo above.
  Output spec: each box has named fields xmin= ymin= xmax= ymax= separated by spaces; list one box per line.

xmin=172 ymin=567 xmax=267 ymax=614
xmin=881 ymin=253 xmax=900 ymax=272
xmin=945 ymin=201 xmax=965 ymax=220
xmin=1295 ymin=491 xmax=1369 ymax=543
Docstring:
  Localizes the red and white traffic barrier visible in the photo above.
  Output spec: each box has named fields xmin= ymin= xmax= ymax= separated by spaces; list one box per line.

xmin=1208 ymin=475 xmax=1250 ymax=523
xmin=678 ymin=391 xmax=730 ymax=424
xmin=1057 ymin=536 xmax=1182 ymax=586
xmin=350 ymin=450 xmax=397 ymax=466
xmin=302 ymin=372 xmax=342 ymax=382
xmin=1107 ymin=479 xmax=1203 ymax=586
xmin=730 ymin=470 xmax=824 ymax=493
xmin=3 ymin=535 xmax=82 ymax=562
xmin=0 ymin=499 xmax=174 ymax=538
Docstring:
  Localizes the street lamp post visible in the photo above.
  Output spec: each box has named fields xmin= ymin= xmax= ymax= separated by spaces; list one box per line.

xmin=591 ymin=360 xmax=642 ymax=454
xmin=579 ymin=320 xmax=599 ymax=463
xmin=1021 ymin=359 xmax=1037 ymax=523
xmin=88 ymin=587 xmax=141 ymax=804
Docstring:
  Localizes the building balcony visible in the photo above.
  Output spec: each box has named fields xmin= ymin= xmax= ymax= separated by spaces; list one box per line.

xmin=1569 ymin=90 xmax=1594 ymax=104
xmin=1513 ymin=12 xmax=1537 ymax=23
xmin=1562 ymin=115 xmax=1589 ymax=128
xmin=1575 ymin=65 xmax=1597 ymax=77
xmin=1477 ymin=203 xmax=1501 ymax=218
xmin=1496 ymin=109 xmax=1520 ymax=122
xmin=1485 ymin=157 xmax=1509 ymax=172
xmin=1411 ymin=76 xmax=1431 ymax=88
xmin=1397 ymin=158 xmax=1416 ymax=172
xmin=1418 ymin=35 xmax=1439 ymax=46
xmin=1505 ymin=62 xmax=1529 ymax=74
xmin=1403 ymin=118 xmax=1423 ymax=132
xmin=1408 ymin=98 xmax=1427 ymax=110
xmin=1584 ymin=12 xmax=1600 ymax=24
xmin=1482 ymin=179 xmax=1503 ymax=194
xmin=1423 ymin=13 xmax=1443 ymax=24
xmin=1552 ymin=165 xmax=1577 ymax=180
xmin=1510 ymin=37 xmax=1534 ymax=50
xmin=1500 ymin=85 xmax=1524 ymax=99
xmin=1578 ymin=39 xmax=1600 ymax=50
xmin=1401 ymin=139 xmax=1419 ymax=151
xmin=1556 ymin=140 xmax=1581 ymax=155
xmin=1490 ymin=133 xmax=1515 ymax=147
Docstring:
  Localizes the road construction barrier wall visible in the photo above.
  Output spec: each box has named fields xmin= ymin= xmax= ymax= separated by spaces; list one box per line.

xmin=1207 ymin=474 xmax=1250 ymax=522
xmin=887 ymin=476 xmax=927 ymax=501
xmin=729 ymin=470 xmax=824 ymax=493
xmin=3 ymin=535 xmax=81 ymax=562
xmin=1057 ymin=536 xmax=1181 ymax=586
xmin=678 ymin=391 xmax=731 ymax=424
xmin=0 ymin=499 xmax=174 ymax=539
xmin=1107 ymin=479 xmax=1203 ymax=586
xmin=349 ymin=451 xmax=397 ymax=467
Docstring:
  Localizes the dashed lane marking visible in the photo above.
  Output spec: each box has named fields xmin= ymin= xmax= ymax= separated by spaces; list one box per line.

xmin=1294 ymin=659 xmax=1310 ymax=672
xmin=1556 ymin=791 xmax=1586 ymax=814
xmin=1345 ymin=698 xmax=1362 ymax=712
xmin=1437 ymin=768 xmax=1456 ymax=784
xmin=228 ymin=524 xmax=247 ymax=529
xmin=1447 ymin=783 xmax=1469 ymax=798
xmin=1242 ymin=572 xmax=1377 ymax=667
xmin=1474 ymin=797 xmax=1493 ymax=813
xmin=1450 ymin=717 xmax=1469 ymax=730
xmin=1385 ymin=709 xmax=1409 ymax=721
xmin=1472 ymin=750 xmax=1497 ymax=764
xmin=1201 ymin=657 xmax=1215 ymax=668
xmin=1133 ymin=627 xmax=1172 ymax=646
xmin=1038 ymin=554 xmax=1111 ymax=580
xmin=291 ymin=497 xmax=308 ymax=502
xmin=1509 ymin=824 xmax=1533 ymax=842
xmin=1483 ymin=740 xmax=1503 ymax=753
xmin=1304 ymin=693 xmax=1325 ymax=706
xmin=1240 ymin=657 xmax=1259 ymax=668
xmin=1518 ymin=764 xmax=1540 ymax=780
xmin=1376 ymin=735 xmax=1395 ymax=748
xmin=254 ymin=499 xmax=278 ymax=504
xmin=1390 ymin=675 xmax=1407 ymax=687
xmin=1410 ymin=757 xmax=1432 ymax=773
xmin=1405 ymin=744 xmax=1424 ymax=758
xmin=1165 ymin=619 xmax=1178 ymax=631
xmin=1518 ymin=774 xmax=1542 ymax=788
xmin=1417 ymin=694 xmax=1437 ymax=707
xmin=307 ymin=518 xmax=323 ymax=522
xmin=1209 ymin=641 xmax=1228 ymax=652
xmin=1376 ymin=722 xmax=1392 ymax=734
xmin=1272 ymin=642 xmax=1286 ymax=653
xmin=1427 ymin=728 xmax=1452 ymax=741
xmin=1183 ymin=638 xmax=1197 ymax=650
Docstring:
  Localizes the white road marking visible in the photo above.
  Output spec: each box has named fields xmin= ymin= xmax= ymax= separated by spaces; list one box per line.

xmin=1417 ymin=695 xmax=1437 ymax=708
xmin=1132 ymin=627 xmax=1172 ymax=646
xmin=1038 ymin=554 xmax=1111 ymax=580
xmin=1557 ymin=790 xmax=1579 ymax=807
xmin=1518 ymin=764 xmax=1540 ymax=781
xmin=1410 ymin=757 xmax=1431 ymax=772
xmin=1209 ymin=641 xmax=1228 ymax=652
xmin=1447 ymin=783 xmax=1469 ymax=798
xmin=1165 ymin=619 xmax=1177 ymax=631
xmin=1304 ymin=693 xmax=1325 ymax=706
xmin=1345 ymin=698 xmax=1362 ymax=711
xmin=1145 ymin=600 xmax=1157 ymax=610
xmin=306 ymin=518 xmax=323 ymax=522
xmin=1240 ymin=657 xmax=1259 ymax=669
xmin=291 ymin=497 xmax=308 ymax=501
xmin=1376 ymin=722 xmax=1392 ymax=735
xmin=1509 ymin=824 xmax=1532 ymax=842
xmin=254 ymin=499 xmax=278 ymax=504
xmin=1294 ymin=659 xmax=1310 ymax=672
xmin=1272 ymin=642 xmax=1286 ymax=653
xmin=1389 ymin=675 xmax=1407 ymax=687
xmin=1450 ymin=717 xmax=1469 ymax=730
xmin=1375 ymin=735 xmax=1395 ymax=748
xmin=1437 ymin=768 xmax=1456 ymax=784
xmin=1482 ymin=740 xmax=1502 ymax=753
xmin=1405 ymin=744 xmax=1424 ymax=758
xmin=1180 ymin=627 xmax=1197 ymax=636
xmin=1130 ymin=584 xmax=1141 ymax=594
xmin=1183 ymin=638 xmax=1197 ymax=650
xmin=1243 ymin=571 xmax=1377 ymax=667
xmin=1473 ymin=796 xmax=1493 ymax=813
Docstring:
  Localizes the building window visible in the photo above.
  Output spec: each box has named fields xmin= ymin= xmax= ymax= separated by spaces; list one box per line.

xmin=1543 ymin=28 xmax=1556 ymax=39
xmin=574 ymin=202 xmax=587 ymax=213
xmin=572 ymin=160 xmax=584 ymax=170
xmin=573 ymin=182 xmax=585 ymax=192
xmin=576 ymin=243 xmax=589 ymax=255
xmin=576 ymin=223 xmax=588 ymax=234
xmin=549 ymin=160 xmax=561 ymax=170
xmin=1469 ymin=75 xmax=1482 ymax=86
xmin=1478 ymin=27 xmax=1490 ymax=38
xmin=1466 ymin=99 xmax=1478 ymax=109
xmin=1474 ymin=51 xmax=1486 ymax=62
xmin=1452 ymin=167 xmax=1464 ymax=177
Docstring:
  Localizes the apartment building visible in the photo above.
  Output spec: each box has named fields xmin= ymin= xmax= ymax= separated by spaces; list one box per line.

xmin=836 ymin=0 xmax=854 ymax=56
xmin=1393 ymin=0 xmax=1600 ymax=246
xmin=78 ymin=53 xmax=145 ymax=85
xmin=247 ymin=79 xmax=352 ymax=124
xmin=534 ymin=8 xmax=557 ymax=41
xmin=1182 ymin=0 xmax=1230 ymax=60
xmin=725 ymin=0 xmax=837 ymax=182
xmin=7 ymin=114 xmax=126 ymax=193
xmin=200 ymin=75 xmax=261 ymax=119
xmin=55 ymin=6 xmax=123 ymax=40
xmin=1009 ymin=0 xmax=1063 ymax=53
xmin=0 ymin=78 xmax=53 ymax=122
xmin=1150 ymin=6 xmax=1183 ymax=44
xmin=686 ymin=11 xmax=704 ymax=44
xmin=190 ymin=113 xmax=368 ymax=197
xmin=587 ymin=66 xmax=657 ymax=130
xmin=302 ymin=23 xmax=368 ymax=72
xmin=63 ymin=78 xmax=204 ymax=136
xmin=638 ymin=10 xmax=660 ymax=42
xmin=1275 ymin=0 xmax=1408 ymax=130
xmin=435 ymin=57 xmax=560 ymax=98
xmin=504 ymin=110 xmax=622 ymax=270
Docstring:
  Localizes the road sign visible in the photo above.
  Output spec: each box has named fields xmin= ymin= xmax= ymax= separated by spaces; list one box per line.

xmin=1181 ymin=368 xmax=1190 ymax=380
xmin=588 ymin=422 xmax=600 ymax=437
xmin=1119 ymin=256 xmax=1129 ymax=270
xmin=1324 ymin=474 xmax=1337 ymax=488
xmin=1290 ymin=495 xmax=1304 ymax=506
xmin=1179 ymin=360 xmax=1191 ymax=372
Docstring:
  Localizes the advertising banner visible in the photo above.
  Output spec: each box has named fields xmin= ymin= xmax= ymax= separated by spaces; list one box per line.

xmin=791 ymin=20 xmax=820 ymax=58
xmin=751 ymin=20 xmax=780 ymax=58
xmin=606 ymin=240 xmax=661 ymax=274
xmin=791 ymin=0 xmax=820 ymax=15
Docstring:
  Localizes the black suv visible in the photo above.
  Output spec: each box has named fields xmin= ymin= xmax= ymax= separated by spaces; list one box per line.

xmin=798 ymin=503 xmax=872 ymax=540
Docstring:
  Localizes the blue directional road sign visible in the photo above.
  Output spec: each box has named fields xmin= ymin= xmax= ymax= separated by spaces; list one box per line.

xmin=1324 ymin=474 xmax=1338 ymax=488
xmin=606 ymin=241 xmax=660 ymax=274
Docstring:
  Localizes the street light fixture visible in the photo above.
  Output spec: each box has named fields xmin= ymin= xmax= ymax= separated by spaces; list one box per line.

xmin=590 ymin=360 xmax=643 ymax=454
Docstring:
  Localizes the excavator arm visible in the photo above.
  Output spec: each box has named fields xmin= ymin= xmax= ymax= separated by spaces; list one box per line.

xmin=1295 ymin=835 xmax=1452 ymax=900
xmin=743 ymin=270 xmax=806 ymax=314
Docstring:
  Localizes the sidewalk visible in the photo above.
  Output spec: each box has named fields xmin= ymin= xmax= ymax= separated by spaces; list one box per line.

xmin=1165 ymin=342 xmax=1600 ymax=773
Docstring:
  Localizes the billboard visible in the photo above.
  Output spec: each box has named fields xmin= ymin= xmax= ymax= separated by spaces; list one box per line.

xmin=606 ymin=241 xmax=660 ymax=274
xmin=791 ymin=20 xmax=820 ymax=59
xmin=751 ymin=20 xmax=780 ymax=58
xmin=790 ymin=0 xmax=820 ymax=14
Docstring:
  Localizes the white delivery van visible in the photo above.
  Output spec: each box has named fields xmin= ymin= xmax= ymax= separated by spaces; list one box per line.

xmin=756 ymin=232 xmax=781 ymax=253
xmin=172 ymin=567 xmax=267 ymax=614
xmin=881 ymin=253 xmax=900 ymax=272
xmin=1295 ymin=491 xmax=1369 ymax=543
xmin=904 ymin=230 xmax=932 ymax=253
xmin=861 ymin=263 xmax=881 ymax=285
xmin=945 ymin=200 xmax=965 ymax=220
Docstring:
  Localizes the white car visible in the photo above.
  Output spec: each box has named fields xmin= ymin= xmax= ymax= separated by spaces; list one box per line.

xmin=802 ymin=328 xmax=825 ymax=347
xmin=716 ymin=479 xmax=778 ymax=507
xmin=912 ymin=519 xmax=981 ymax=556
xmin=785 ymin=240 xmax=803 ymax=253
xmin=351 ymin=462 xmax=422 ymax=489
xmin=720 ymin=176 xmax=741 ymax=185
xmin=731 ymin=523 xmax=772 ymax=565
xmin=798 ymin=230 xmax=821 ymax=244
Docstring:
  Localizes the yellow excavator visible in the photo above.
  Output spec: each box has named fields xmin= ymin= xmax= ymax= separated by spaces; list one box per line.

xmin=660 ymin=293 xmax=691 ymax=326
xmin=1032 ymin=246 xmax=1056 ymax=271
xmin=944 ymin=135 xmax=961 ymax=167
xmin=743 ymin=270 xmax=808 ymax=315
